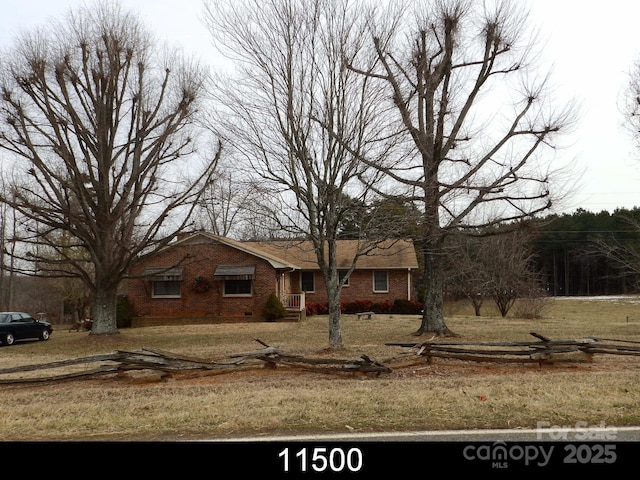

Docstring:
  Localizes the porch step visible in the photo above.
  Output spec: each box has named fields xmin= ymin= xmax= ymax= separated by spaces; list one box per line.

xmin=283 ymin=309 xmax=304 ymax=322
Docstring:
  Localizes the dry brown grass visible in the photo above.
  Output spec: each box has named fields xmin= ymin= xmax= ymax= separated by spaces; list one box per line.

xmin=1 ymin=296 xmax=639 ymax=441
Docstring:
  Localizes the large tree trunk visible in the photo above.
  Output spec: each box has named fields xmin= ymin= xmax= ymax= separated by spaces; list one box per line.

xmin=415 ymin=238 xmax=456 ymax=337
xmin=325 ymin=257 xmax=344 ymax=350
xmin=327 ymin=293 xmax=343 ymax=350
xmin=91 ymin=287 xmax=118 ymax=335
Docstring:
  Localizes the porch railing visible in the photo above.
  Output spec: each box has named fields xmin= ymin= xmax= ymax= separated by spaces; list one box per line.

xmin=281 ymin=292 xmax=305 ymax=311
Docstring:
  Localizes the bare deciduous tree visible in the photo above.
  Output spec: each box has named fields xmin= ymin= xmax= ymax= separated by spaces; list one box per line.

xmin=0 ymin=1 xmax=221 ymax=334
xmin=624 ymin=56 xmax=640 ymax=146
xmin=348 ymin=0 xmax=575 ymax=335
xmin=193 ymin=165 xmax=269 ymax=239
xmin=445 ymin=234 xmax=489 ymax=316
xmin=481 ymin=229 xmax=541 ymax=317
xmin=591 ymin=216 xmax=640 ymax=280
xmin=446 ymin=227 xmax=543 ymax=317
xmin=593 ymin=56 xmax=640 ymax=281
xmin=204 ymin=0 xmax=393 ymax=349
xmin=0 ymin=173 xmax=20 ymax=310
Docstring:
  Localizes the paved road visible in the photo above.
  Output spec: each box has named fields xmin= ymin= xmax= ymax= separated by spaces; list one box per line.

xmin=215 ymin=426 xmax=640 ymax=442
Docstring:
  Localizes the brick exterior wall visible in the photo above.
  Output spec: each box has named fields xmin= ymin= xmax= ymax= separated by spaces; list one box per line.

xmin=128 ymin=238 xmax=281 ymax=325
xmin=290 ymin=269 xmax=414 ymax=304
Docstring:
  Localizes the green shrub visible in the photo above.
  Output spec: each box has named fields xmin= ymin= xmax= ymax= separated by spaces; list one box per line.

xmin=116 ymin=295 xmax=134 ymax=328
xmin=262 ymin=293 xmax=287 ymax=321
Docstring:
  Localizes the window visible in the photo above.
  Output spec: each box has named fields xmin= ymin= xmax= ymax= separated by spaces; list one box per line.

xmin=301 ymin=271 xmax=315 ymax=292
xmin=146 ymin=266 xmax=184 ymax=298
xmin=152 ymin=280 xmax=181 ymax=298
xmin=338 ymin=270 xmax=350 ymax=286
xmin=224 ymin=279 xmax=252 ymax=296
xmin=215 ymin=265 xmax=255 ymax=296
xmin=373 ymin=270 xmax=388 ymax=292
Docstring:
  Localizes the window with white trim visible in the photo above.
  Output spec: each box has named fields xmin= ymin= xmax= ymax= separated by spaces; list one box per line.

xmin=373 ymin=270 xmax=388 ymax=292
xmin=146 ymin=266 xmax=184 ymax=298
xmin=224 ymin=279 xmax=252 ymax=296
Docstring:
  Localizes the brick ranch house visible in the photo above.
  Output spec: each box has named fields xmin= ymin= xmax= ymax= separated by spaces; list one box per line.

xmin=126 ymin=231 xmax=419 ymax=326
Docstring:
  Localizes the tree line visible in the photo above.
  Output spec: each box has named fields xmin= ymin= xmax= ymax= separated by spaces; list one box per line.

xmin=532 ymin=207 xmax=640 ymax=297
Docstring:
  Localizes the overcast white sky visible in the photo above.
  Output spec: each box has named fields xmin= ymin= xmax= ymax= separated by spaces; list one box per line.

xmin=1 ymin=0 xmax=640 ymax=215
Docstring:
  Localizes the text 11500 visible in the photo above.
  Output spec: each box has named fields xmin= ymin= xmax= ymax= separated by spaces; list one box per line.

xmin=278 ymin=447 xmax=363 ymax=473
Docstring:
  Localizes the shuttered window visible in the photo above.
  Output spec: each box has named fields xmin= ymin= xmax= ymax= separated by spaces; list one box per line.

xmin=224 ymin=279 xmax=252 ymax=296
xmin=145 ymin=267 xmax=184 ymax=298
xmin=152 ymin=280 xmax=181 ymax=297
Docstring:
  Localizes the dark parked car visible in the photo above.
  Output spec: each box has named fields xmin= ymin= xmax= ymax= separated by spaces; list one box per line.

xmin=0 ymin=312 xmax=53 ymax=346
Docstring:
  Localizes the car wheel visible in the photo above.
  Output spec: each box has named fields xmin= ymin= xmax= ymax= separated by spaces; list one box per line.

xmin=40 ymin=330 xmax=50 ymax=341
xmin=3 ymin=332 xmax=15 ymax=346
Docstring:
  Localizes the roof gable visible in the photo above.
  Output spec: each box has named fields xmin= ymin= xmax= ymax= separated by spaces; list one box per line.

xmin=171 ymin=232 xmax=300 ymax=269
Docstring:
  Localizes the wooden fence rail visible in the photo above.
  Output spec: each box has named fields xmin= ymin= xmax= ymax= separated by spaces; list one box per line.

xmin=0 ymin=339 xmax=391 ymax=384
xmin=386 ymin=332 xmax=640 ymax=366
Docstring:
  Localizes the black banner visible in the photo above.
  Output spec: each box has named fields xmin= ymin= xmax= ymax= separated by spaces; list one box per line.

xmin=8 ymin=440 xmax=639 ymax=476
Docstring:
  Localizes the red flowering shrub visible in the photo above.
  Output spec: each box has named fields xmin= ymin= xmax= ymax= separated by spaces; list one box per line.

xmin=305 ymin=302 xmax=329 ymax=316
xmin=392 ymin=299 xmax=423 ymax=314
xmin=373 ymin=300 xmax=394 ymax=313
xmin=305 ymin=299 xmax=423 ymax=316
xmin=342 ymin=300 xmax=373 ymax=314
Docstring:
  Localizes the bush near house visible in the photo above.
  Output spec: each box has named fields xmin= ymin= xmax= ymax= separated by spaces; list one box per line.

xmin=262 ymin=293 xmax=287 ymax=321
xmin=391 ymin=299 xmax=423 ymax=314
xmin=305 ymin=299 xmax=423 ymax=316
xmin=305 ymin=303 xmax=329 ymax=316
xmin=117 ymin=295 xmax=134 ymax=328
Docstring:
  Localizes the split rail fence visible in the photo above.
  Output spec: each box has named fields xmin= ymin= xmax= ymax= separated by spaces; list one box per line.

xmin=0 ymin=338 xmax=391 ymax=384
xmin=386 ymin=332 xmax=640 ymax=366
xmin=1 ymin=333 xmax=639 ymax=384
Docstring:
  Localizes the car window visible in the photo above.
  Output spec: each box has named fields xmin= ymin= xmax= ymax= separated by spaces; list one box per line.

xmin=0 ymin=314 xmax=8 ymax=323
